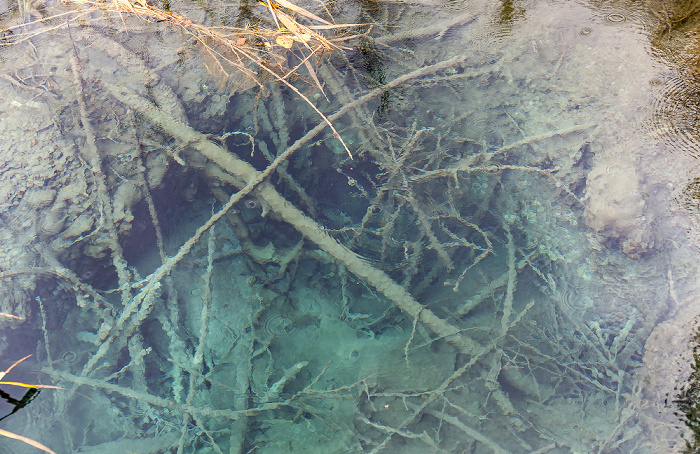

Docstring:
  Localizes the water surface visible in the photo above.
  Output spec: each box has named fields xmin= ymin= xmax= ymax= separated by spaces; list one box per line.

xmin=0 ymin=0 xmax=699 ymax=452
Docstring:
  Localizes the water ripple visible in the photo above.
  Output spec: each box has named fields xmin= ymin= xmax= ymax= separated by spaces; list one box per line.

xmin=260 ymin=312 xmax=296 ymax=339
xmin=647 ymin=73 xmax=700 ymax=158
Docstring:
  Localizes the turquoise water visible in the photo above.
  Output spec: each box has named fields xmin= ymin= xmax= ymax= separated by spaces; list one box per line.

xmin=0 ymin=0 xmax=699 ymax=452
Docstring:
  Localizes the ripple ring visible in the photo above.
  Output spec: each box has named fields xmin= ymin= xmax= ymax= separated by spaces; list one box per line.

xmin=606 ymin=13 xmax=625 ymax=22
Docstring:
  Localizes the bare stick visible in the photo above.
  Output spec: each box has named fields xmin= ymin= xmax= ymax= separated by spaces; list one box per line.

xmin=36 ymin=296 xmax=53 ymax=369
xmin=262 ymin=361 xmax=309 ymax=403
xmin=375 ymin=14 xmax=477 ymax=44
xmin=423 ymin=409 xmax=507 ymax=454
xmin=69 ymin=41 xmax=132 ymax=310
xmin=500 ymin=226 xmax=516 ymax=334
xmin=47 ymin=369 xmax=289 ymax=420
xmin=410 ymin=196 xmax=453 ymax=271
xmin=177 ymin=225 xmax=216 ymax=454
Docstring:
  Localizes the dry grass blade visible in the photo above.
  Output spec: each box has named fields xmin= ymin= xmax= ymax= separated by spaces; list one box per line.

xmin=303 ymin=59 xmax=328 ymax=100
xmin=265 ymin=0 xmax=281 ymax=29
xmin=307 ymin=23 xmax=364 ymax=30
xmin=0 ymin=354 xmax=31 ymax=381
xmin=0 ymin=380 xmax=71 ymax=391
xmin=273 ymin=0 xmax=332 ymax=25
xmin=0 ymin=428 xmax=56 ymax=454
xmin=276 ymin=10 xmax=316 ymax=50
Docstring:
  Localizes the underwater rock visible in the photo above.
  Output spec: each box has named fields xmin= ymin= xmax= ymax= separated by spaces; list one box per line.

xmin=641 ymin=291 xmax=700 ymax=446
xmin=584 ymin=141 xmax=655 ymax=258
xmin=37 ymin=207 xmax=66 ymax=238
xmin=112 ymin=180 xmax=140 ymax=225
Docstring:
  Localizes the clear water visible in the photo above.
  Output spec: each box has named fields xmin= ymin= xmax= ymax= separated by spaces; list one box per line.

xmin=0 ymin=0 xmax=699 ymax=452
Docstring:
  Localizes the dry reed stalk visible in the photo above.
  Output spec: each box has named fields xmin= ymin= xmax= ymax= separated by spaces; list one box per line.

xmin=0 ymin=429 xmax=56 ymax=454
xmin=0 ymin=312 xmax=23 ymax=320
